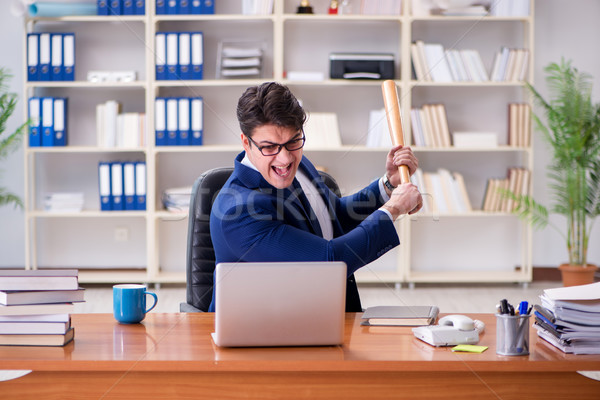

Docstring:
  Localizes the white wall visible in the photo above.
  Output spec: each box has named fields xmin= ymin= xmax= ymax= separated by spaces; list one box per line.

xmin=0 ymin=10 xmax=26 ymax=266
xmin=0 ymin=0 xmax=598 ymax=268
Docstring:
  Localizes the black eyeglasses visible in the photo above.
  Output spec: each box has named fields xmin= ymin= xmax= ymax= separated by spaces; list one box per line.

xmin=247 ymin=133 xmax=306 ymax=156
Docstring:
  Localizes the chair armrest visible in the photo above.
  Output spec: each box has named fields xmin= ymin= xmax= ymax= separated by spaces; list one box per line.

xmin=180 ymin=302 xmax=203 ymax=313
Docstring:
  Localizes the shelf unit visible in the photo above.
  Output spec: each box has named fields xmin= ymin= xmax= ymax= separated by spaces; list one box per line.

xmin=23 ymin=0 xmax=534 ymax=286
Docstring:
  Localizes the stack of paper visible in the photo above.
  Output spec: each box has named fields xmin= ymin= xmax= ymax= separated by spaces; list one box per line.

xmin=44 ymin=192 xmax=84 ymax=212
xmin=534 ymin=282 xmax=600 ymax=354
xmin=219 ymin=45 xmax=262 ymax=78
xmin=162 ymin=186 xmax=192 ymax=213
xmin=0 ymin=269 xmax=84 ymax=347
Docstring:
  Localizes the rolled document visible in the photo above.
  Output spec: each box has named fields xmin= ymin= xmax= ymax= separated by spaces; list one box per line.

xmin=28 ymin=2 xmax=97 ymax=17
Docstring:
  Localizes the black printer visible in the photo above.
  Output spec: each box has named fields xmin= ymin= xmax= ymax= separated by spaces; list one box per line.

xmin=329 ymin=53 xmax=395 ymax=80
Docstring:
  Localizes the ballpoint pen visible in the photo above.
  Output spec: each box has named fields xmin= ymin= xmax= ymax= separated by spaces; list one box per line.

xmin=518 ymin=301 xmax=528 ymax=316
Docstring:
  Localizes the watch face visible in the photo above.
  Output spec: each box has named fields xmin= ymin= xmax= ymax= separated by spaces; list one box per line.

xmin=384 ymin=176 xmax=395 ymax=190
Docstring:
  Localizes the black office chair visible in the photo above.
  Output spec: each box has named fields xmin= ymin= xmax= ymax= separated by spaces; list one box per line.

xmin=179 ymin=167 xmax=362 ymax=312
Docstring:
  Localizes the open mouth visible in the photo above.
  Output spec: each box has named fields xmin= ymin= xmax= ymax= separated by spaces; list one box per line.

xmin=272 ymin=164 xmax=292 ymax=178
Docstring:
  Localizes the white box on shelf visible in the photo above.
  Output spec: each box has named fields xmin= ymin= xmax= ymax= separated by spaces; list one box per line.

xmin=452 ymin=132 xmax=498 ymax=148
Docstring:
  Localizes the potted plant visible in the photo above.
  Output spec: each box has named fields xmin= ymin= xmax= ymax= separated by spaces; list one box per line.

xmin=0 ymin=68 xmax=27 ymax=209
xmin=506 ymin=59 xmax=600 ymax=286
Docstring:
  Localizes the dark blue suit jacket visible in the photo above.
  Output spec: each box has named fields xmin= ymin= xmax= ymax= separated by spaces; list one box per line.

xmin=208 ymin=152 xmax=400 ymax=312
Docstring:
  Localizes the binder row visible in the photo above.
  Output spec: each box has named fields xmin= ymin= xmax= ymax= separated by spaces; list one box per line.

xmin=28 ymin=97 xmax=68 ymax=147
xmin=27 ymin=33 xmax=75 ymax=82
xmin=155 ymin=97 xmax=203 ymax=146
xmin=97 ymin=0 xmax=146 ymax=15
xmin=155 ymin=32 xmax=204 ymax=80
xmin=156 ymin=0 xmax=214 ymax=15
xmin=98 ymin=162 xmax=147 ymax=211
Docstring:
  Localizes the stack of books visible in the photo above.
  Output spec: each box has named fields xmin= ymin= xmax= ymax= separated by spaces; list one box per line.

xmin=508 ymin=103 xmax=531 ymax=147
xmin=365 ymin=109 xmax=393 ymax=148
xmin=0 ymin=269 xmax=83 ymax=346
xmin=303 ymin=112 xmax=342 ymax=149
xmin=533 ymin=282 xmax=600 ymax=355
xmin=411 ymin=168 xmax=472 ymax=214
xmin=481 ymin=168 xmax=530 ymax=212
xmin=96 ymin=100 xmax=147 ymax=148
xmin=410 ymin=104 xmax=451 ymax=147
xmin=410 ymin=41 xmax=488 ymax=83
xmin=490 ymin=47 xmax=529 ymax=82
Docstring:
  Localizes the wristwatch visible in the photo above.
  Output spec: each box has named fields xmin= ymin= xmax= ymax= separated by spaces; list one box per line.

xmin=383 ymin=174 xmax=396 ymax=191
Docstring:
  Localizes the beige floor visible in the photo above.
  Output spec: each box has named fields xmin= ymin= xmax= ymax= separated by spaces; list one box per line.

xmin=75 ymin=281 xmax=559 ymax=314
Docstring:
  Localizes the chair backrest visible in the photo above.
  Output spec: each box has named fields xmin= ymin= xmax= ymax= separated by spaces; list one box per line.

xmin=183 ymin=167 xmax=358 ymax=312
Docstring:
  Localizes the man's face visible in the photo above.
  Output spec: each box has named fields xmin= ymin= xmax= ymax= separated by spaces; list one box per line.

xmin=241 ymin=124 xmax=304 ymax=189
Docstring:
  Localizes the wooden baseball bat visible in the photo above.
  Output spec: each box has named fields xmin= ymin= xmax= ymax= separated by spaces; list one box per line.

xmin=381 ymin=80 xmax=410 ymax=184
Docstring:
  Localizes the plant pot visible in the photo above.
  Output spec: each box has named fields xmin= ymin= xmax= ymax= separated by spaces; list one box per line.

xmin=558 ymin=264 xmax=598 ymax=287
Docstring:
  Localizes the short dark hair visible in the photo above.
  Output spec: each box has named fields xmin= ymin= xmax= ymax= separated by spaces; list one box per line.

xmin=236 ymin=82 xmax=306 ymax=137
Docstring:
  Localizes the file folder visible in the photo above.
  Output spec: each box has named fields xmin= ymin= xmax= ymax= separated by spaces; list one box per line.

xmin=155 ymin=33 xmax=167 ymax=80
xmin=166 ymin=32 xmax=178 ymax=80
xmin=123 ymin=0 xmax=134 ymax=14
xmin=179 ymin=0 xmax=190 ymax=14
xmin=53 ymin=98 xmax=67 ymax=146
xmin=111 ymin=162 xmax=124 ymax=210
xmin=41 ymin=97 xmax=54 ymax=146
xmin=191 ymin=32 xmax=203 ymax=80
xmin=97 ymin=0 xmax=109 ymax=15
xmin=51 ymin=33 xmax=63 ymax=81
xmin=28 ymin=97 xmax=41 ymax=147
xmin=202 ymin=0 xmax=214 ymax=14
xmin=191 ymin=0 xmax=201 ymax=14
xmin=109 ymin=0 xmax=122 ymax=15
xmin=134 ymin=0 xmax=145 ymax=15
xmin=167 ymin=0 xmax=177 ymax=14
xmin=98 ymin=162 xmax=112 ymax=211
xmin=39 ymin=33 xmax=51 ymax=81
xmin=123 ymin=162 xmax=136 ymax=210
xmin=178 ymin=32 xmax=192 ymax=80
xmin=135 ymin=162 xmax=146 ymax=210
xmin=27 ymin=33 xmax=39 ymax=81
xmin=166 ymin=98 xmax=178 ymax=145
xmin=177 ymin=97 xmax=191 ymax=145
xmin=156 ymin=0 xmax=166 ymax=14
xmin=63 ymin=33 xmax=75 ymax=81
xmin=155 ymin=97 xmax=167 ymax=146
xmin=190 ymin=97 xmax=203 ymax=146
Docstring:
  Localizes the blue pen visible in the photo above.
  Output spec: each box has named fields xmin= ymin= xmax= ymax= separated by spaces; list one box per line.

xmin=518 ymin=301 xmax=528 ymax=316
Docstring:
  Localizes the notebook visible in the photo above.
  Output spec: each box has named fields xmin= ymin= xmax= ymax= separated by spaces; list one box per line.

xmin=211 ymin=261 xmax=347 ymax=347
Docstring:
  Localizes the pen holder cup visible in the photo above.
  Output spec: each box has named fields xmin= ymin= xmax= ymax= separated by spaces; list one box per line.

xmin=495 ymin=314 xmax=530 ymax=356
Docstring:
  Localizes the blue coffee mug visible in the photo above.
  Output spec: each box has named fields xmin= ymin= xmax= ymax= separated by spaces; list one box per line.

xmin=113 ymin=284 xmax=158 ymax=324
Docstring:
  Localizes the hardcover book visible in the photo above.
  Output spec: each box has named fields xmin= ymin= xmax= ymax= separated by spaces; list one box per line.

xmin=0 ymin=269 xmax=79 ymax=291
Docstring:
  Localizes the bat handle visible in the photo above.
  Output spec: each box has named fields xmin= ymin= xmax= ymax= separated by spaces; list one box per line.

xmin=398 ymin=165 xmax=410 ymax=185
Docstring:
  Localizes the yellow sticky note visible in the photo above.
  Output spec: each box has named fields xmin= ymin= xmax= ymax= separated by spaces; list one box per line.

xmin=451 ymin=344 xmax=488 ymax=353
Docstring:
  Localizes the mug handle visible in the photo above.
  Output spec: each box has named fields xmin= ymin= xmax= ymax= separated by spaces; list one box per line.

xmin=144 ymin=291 xmax=158 ymax=314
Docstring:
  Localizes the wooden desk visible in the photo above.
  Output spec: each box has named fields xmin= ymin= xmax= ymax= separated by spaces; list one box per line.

xmin=1 ymin=313 xmax=599 ymax=399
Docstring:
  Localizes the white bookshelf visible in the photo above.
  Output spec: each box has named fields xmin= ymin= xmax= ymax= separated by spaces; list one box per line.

xmin=22 ymin=0 xmax=534 ymax=285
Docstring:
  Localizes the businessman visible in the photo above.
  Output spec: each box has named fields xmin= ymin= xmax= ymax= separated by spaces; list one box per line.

xmin=209 ymin=82 xmax=422 ymax=312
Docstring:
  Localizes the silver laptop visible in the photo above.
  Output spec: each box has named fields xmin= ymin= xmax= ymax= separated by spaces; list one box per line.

xmin=212 ymin=261 xmax=347 ymax=347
